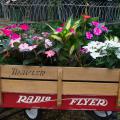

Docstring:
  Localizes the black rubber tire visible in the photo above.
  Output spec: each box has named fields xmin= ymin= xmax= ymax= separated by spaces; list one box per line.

xmin=24 ymin=109 xmax=43 ymax=120
xmin=86 ymin=111 xmax=117 ymax=120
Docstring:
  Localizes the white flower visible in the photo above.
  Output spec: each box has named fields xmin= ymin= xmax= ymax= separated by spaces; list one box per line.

xmin=115 ymin=48 xmax=120 ymax=59
xmin=45 ymin=39 xmax=53 ymax=48
xmin=83 ymin=41 xmax=105 ymax=53
xmin=105 ymin=40 xmax=120 ymax=48
xmin=90 ymin=52 xmax=101 ymax=59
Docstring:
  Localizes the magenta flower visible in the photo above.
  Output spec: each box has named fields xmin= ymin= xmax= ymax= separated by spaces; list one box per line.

xmin=70 ymin=28 xmax=76 ymax=34
xmin=80 ymin=48 xmax=88 ymax=54
xmin=101 ymin=25 xmax=108 ymax=32
xmin=86 ymin=32 xmax=93 ymax=39
xmin=5 ymin=24 xmax=17 ymax=29
xmin=92 ymin=21 xmax=100 ymax=27
xmin=56 ymin=27 xmax=63 ymax=33
xmin=19 ymin=24 xmax=29 ymax=31
xmin=45 ymin=50 xmax=55 ymax=58
xmin=2 ymin=29 xmax=12 ymax=37
xmin=93 ymin=27 xmax=102 ymax=36
xmin=10 ymin=33 xmax=21 ymax=40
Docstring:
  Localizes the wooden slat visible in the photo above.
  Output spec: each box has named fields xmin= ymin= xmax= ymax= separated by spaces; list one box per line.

xmin=1 ymin=79 xmax=57 ymax=94
xmin=1 ymin=65 xmax=119 ymax=82
xmin=1 ymin=65 xmax=58 ymax=80
xmin=63 ymin=82 xmax=118 ymax=96
xmin=117 ymin=72 xmax=120 ymax=106
xmin=1 ymin=79 xmax=118 ymax=96
xmin=63 ymin=67 xmax=119 ymax=82
xmin=57 ymin=68 xmax=63 ymax=106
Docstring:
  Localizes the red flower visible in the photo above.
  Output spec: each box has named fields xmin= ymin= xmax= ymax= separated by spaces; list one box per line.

xmin=60 ymin=23 xmax=65 ymax=27
xmin=83 ymin=15 xmax=91 ymax=20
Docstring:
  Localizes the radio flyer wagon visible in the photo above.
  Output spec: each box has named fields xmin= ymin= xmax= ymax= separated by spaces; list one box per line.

xmin=0 ymin=65 xmax=120 ymax=112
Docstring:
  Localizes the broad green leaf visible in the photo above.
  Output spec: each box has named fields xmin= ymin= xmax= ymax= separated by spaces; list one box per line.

xmin=51 ymin=35 xmax=62 ymax=42
xmin=65 ymin=17 xmax=72 ymax=30
xmin=69 ymin=45 xmax=75 ymax=55
xmin=65 ymin=32 xmax=72 ymax=38
xmin=72 ymin=19 xmax=80 ymax=30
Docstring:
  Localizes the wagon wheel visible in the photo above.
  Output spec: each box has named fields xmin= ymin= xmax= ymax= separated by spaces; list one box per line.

xmin=86 ymin=111 xmax=117 ymax=120
xmin=24 ymin=109 xmax=43 ymax=120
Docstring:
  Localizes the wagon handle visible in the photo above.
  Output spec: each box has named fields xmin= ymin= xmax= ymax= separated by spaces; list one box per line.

xmin=57 ymin=67 xmax=63 ymax=106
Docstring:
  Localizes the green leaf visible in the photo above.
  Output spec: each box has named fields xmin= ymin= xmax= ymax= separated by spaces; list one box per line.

xmin=72 ymin=19 xmax=80 ymax=30
xmin=69 ymin=45 xmax=75 ymax=55
xmin=13 ymin=42 xmax=20 ymax=48
xmin=65 ymin=17 xmax=72 ymax=30
xmin=65 ymin=32 xmax=72 ymax=38
xmin=51 ymin=35 xmax=62 ymax=42
xmin=46 ymin=23 xmax=56 ymax=32
xmin=23 ymin=59 xmax=35 ymax=65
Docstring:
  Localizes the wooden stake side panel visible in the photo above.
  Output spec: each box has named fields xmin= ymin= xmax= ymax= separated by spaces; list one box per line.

xmin=1 ymin=79 xmax=118 ymax=96
xmin=1 ymin=65 xmax=120 ymax=82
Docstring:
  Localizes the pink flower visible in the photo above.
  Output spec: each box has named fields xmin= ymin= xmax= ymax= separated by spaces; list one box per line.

xmin=92 ymin=21 xmax=100 ymax=27
xmin=32 ymin=36 xmax=43 ymax=40
xmin=19 ymin=24 xmax=29 ymax=31
xmin=18 ymin=43 xmax=37 ymax=52
xmin=10 ymin=33 xmax=21 ymax=40
xmin=0 ymin=30 xmax=4 ymax=36
xmin=93 ymin=27 xmax=102 ymax=36
xmin=5 ymin=24 xmax=17 ymax=29
xmin=42 ymin=32 xmax=50 ymax=37
xmin=101 ymin=25 xmax=108 ymax=32
xmin=45 ymin=50 xmax=55 ymax=58
xmin=70 ymin=28 xmax=76 ymax=34
xmin=86 ymin=32 xmax=93 ymax=39
xmin=2 ymin=29 xmax=12 ymax=37
xmin=56 ymin=27 xmax=63 ymax=33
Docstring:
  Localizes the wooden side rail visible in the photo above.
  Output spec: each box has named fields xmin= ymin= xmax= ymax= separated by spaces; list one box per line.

xmin=57 ymin=68 xmax=63 ymax=106
xmin=117 ymin=71 xmax=120 ymax=106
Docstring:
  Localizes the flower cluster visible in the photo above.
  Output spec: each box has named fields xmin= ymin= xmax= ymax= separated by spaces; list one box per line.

xmin=83 ymin=37 xmax=120 ymax=59
xmin=86 ymin=21 xmax=108 ymax=40
xmin=0 ymin=16 xmax=119 ymax=68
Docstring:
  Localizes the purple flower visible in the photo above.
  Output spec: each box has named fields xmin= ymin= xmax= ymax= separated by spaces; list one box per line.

xmin=101 ymin=25 xmax=108 ymax=32
xmin=93 ymin=27 xmax=102 ymax=36
xmin=80 ymin=48 xmax=88 ymax=54
xmin=86 ymin=32 xmax=93 ymax=39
